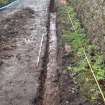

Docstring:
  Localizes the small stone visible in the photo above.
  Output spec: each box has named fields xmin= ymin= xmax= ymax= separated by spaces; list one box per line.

xmin=66 ymin=101 xmax=69 ymax=104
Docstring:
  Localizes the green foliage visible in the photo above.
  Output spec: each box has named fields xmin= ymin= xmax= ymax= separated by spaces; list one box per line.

xmin=59 ymin=5 xmax=105 ymax=102
xmin=0 ymin=0 xmax=16 ymax=8
xmin=61 ymin=5 xmax=105 ymax=81
xmin=0 ymin=0 xmax=8 ymax=4
xmin=0 ymin=0 xmax=9 ymax=8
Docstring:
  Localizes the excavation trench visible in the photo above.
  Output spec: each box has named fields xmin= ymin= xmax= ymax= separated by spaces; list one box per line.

xmin=36 ymin=0 xmax=61 ymax=105
xmin=43 ymin=13 xmax=59 ymax=105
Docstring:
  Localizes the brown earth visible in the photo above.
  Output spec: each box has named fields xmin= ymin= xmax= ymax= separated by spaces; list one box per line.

xmin=0 ymin=0 xmax=50 ymax=104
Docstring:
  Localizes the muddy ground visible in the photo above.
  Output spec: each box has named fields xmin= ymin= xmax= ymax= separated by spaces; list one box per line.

xmin=0 ymin=0 xmax=50 ymax=105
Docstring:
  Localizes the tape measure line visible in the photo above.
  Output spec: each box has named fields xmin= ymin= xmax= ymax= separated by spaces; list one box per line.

xmin=67 ymin=8 xmax=105 ymax=104
xmin=83 ymin=49 xmax=105 ymax=103
xmin=36 ymin=33 xmax=45 ymax=67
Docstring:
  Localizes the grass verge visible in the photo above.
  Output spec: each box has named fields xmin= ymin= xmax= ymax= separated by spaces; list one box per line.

xmin=59 ymin=5 xmax=105 ymax=103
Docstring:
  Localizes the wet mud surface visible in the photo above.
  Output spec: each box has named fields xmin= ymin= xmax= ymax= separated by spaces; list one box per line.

xmin=0 ymin=1 xmax=49 ymax=104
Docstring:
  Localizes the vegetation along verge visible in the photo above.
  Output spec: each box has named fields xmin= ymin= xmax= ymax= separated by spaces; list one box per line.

xmin=0 ymin=0 xmax=16 ymax=8
xmin=59 ymin=4 xmax=105 ymax=104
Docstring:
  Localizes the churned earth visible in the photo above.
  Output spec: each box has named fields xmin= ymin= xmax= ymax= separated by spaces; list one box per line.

xmin=0 ymin=0 xmax=50 ymax=105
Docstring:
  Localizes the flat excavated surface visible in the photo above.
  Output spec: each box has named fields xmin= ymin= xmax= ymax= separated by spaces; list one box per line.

xmin=0 ymin=0 xmax=50 ymax=105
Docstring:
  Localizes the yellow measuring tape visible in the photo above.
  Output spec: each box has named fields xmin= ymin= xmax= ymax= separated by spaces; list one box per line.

xmin=67 ymin=9 xmax=105 ymax=104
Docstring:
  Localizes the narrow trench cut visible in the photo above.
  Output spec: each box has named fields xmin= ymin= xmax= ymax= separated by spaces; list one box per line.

xmin=42 ymin=0 xmax=60 ymax=105
xmin=35 ymin=0 xmax=59 ymax=105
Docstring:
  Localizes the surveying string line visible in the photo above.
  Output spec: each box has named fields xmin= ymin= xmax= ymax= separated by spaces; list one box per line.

xmin=83 ymin=49 xmax=105 ymax=103
xmin=36 ymin=1 xmax=51 ymax=68
xmin=67 ymin=10 xmax=76 ymax=32
xmin=36 ymin=33 xmax=45 ymax=67
xmin=67 ymin=8 xmax=105 ymax=104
